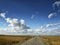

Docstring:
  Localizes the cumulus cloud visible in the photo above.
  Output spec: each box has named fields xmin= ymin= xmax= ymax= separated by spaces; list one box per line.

xmin=6 ymin=18 xmax=30 ymax=32
xmin=0 ymin=12 xmax=60 ymax=35
xmin=20 ymin=19 xmax=25 ymax=25
xmin=6 ymin=18 xmax=18 ymax=23
xmin=0 ymin=12 xmax=31 ymax=35
xmin=0 ymin=13 xmax=6 ymax=18
xmin=48 ymin=13 xmax=57 ymax=19
xmin=5 ymin=18 xmax=21 ymax=31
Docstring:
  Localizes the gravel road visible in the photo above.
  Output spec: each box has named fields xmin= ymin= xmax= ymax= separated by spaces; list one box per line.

xmin=21 ymin=37 xmax=46 ymax=45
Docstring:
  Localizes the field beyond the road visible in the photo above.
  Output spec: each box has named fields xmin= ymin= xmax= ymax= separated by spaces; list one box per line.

xmin=0 ymin=35 xmax=60 ymax=45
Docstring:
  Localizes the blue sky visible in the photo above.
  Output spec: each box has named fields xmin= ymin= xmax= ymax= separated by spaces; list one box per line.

xmin=0 ymin=0 xmax=60 ymax=35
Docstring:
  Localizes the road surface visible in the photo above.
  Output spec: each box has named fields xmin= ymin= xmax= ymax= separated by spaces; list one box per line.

xmin=21 ymin=37 xmax=46 ymax=45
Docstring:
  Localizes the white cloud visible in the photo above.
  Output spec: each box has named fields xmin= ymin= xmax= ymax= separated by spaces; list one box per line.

xmin=46 ymin=24 xmax=53 ymax=28
xmin=5 ymin=18 xmax=20 ymax=31
xmin=6 ymin=18 xmax=30 ymax=31
xmin=35 ymin=29 xmax=43 ymax=33
xmin=48 ymin=13 xmax=56 ymax=19
xmin=20 ymin=19 xmax=25 ymax=25
xmin=53 ymin=1 xmax=60 ymax=7
xmin=53 ymin=1 xmax=60 ymax=12
xmin=0 ymin=13 xmax=6 ymax=18
xmin=40 ymin=26 xmax=43 ymax=29
xmin=0 ymin=12 xmax=30 ymax=35
xmin=46 ymin=23 xmax=60 ymax=28
xmin=5 ymin=18 xmax=18 ymax=24
xmin=0 ymin=12 xmax=60 ymax=35
xmin=27 ymin=29 xmax=33 ymax=33
xmin=31 ymin=22 xmax=60 ymax=35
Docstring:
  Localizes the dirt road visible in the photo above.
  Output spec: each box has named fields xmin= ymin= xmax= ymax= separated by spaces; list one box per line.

xmin=21 ymin=37 xmax=46 ymax=45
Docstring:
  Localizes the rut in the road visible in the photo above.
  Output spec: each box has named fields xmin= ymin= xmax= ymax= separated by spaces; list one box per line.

xmin=21 ymin=37 xmax=46 ymax=45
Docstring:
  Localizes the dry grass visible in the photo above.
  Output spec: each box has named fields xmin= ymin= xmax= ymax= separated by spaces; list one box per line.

xmin=0 ymin=35 xmax=34 ymax=45
xmin=40 ymin=36 xmax=60 ymax=45
xmin=0 ymin=35 xmax=60 ymax=45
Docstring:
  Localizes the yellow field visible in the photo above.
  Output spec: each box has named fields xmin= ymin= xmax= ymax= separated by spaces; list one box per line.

xmin=0 ymin=35 xmax=34 ymax=45
xmin=40 ymin=36 xmax=60 ymax=45
xmin=0 ymin=35 xmax=60 ymax=45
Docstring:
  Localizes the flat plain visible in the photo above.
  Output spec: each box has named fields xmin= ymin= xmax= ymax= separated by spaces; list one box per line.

xmin=0 ymin=35 xmax=60 ymax=45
